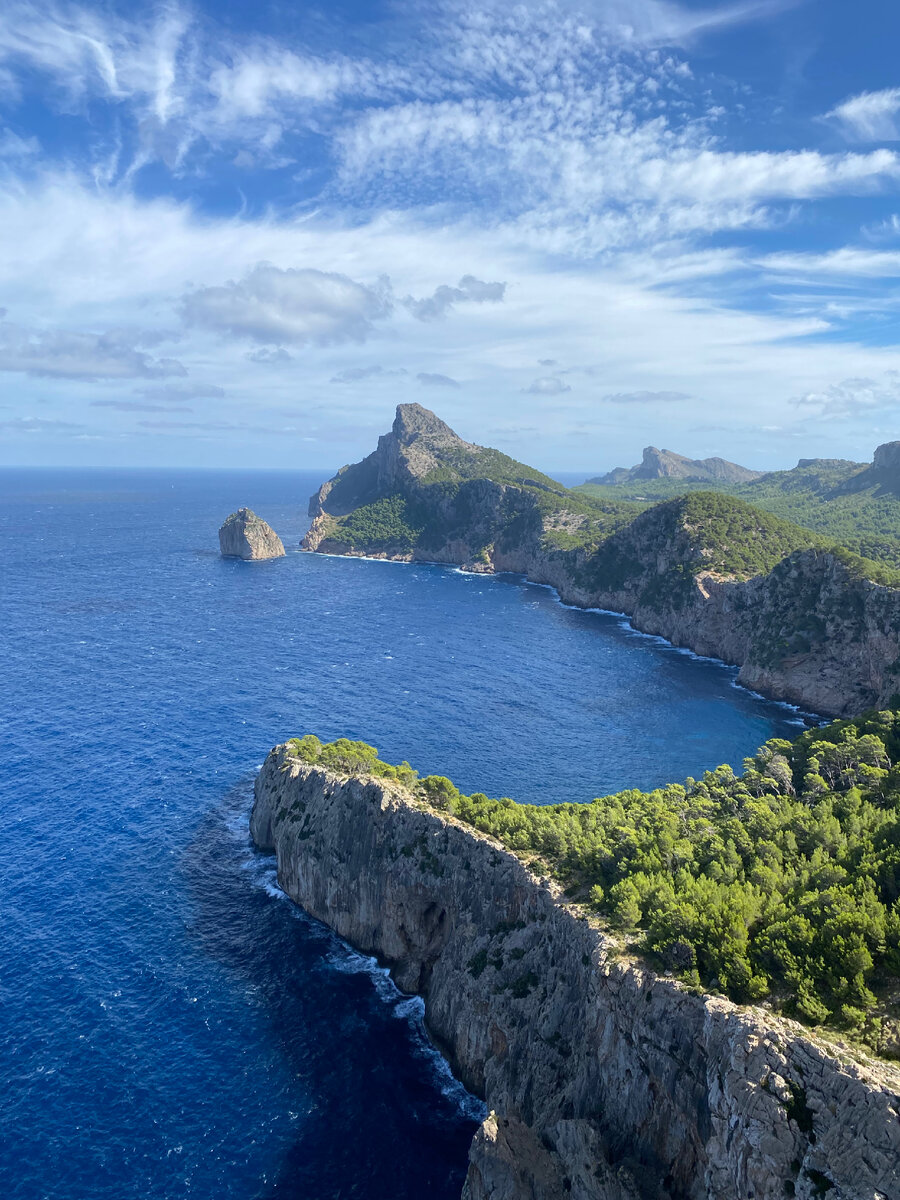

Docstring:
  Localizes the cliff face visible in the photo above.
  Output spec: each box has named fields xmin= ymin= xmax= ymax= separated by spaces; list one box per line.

xmin=836 ymin=441 xmax=900 ymax=498
xmin=219 ymin=508 xmax=285 ymax=560
xmin=250 ymin=748 xmax=900 ymax=1200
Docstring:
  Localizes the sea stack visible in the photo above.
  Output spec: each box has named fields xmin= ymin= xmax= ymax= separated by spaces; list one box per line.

xmin=218 ymin=508 xmax=285 ymax=560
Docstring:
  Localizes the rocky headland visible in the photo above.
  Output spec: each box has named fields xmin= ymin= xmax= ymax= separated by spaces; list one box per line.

xmin=219 ymin=507 xmax=285 ymax=560
xmin=251 ymin=743 xmax=900 ymax=1200
xmin=301 ymin=405 xmax=900 ymax=716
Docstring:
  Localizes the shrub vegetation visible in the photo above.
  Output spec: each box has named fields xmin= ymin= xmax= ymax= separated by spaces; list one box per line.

xmin=286 ymin=712 xmax=900 ymax=1042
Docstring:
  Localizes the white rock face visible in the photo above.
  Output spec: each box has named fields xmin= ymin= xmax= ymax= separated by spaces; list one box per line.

xmin=251 ymin=747 xmax=900 ymax=1200
xmin=218 ymin=508 xmax=285 ymax=560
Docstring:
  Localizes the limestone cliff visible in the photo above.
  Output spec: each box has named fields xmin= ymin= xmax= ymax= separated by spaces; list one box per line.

xmin=301 ymin=407 xmax=900 ymax=717
xmin=219 ymin=508 xmax=285 ymax=560
xmin=250 ymin=746 xmax=900 ymax=1200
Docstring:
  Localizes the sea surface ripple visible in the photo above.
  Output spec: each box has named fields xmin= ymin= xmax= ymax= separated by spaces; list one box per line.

xmin=0 ymin=468 xmax=810 ymax=1199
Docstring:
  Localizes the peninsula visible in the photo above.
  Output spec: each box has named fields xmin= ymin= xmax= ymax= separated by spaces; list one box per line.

xmin=251 ymin=726 xmax=900 ymax=1200
xmin=302 ymin=405 xmax=900 ymax=716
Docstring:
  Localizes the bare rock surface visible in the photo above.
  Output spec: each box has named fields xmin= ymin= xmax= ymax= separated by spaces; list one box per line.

xmin=251 ymin=748 xmax=900 ymax=1200
xmin=218 ymin=508 xmax=285 ymax=560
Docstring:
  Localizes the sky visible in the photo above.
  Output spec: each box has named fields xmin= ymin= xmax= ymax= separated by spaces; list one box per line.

xmin=2 ymin=0 xmax=900 ymax=473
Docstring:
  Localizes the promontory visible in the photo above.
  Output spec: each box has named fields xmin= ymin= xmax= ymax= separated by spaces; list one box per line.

xmin=302 ymin=404 xmax=900 ymax=716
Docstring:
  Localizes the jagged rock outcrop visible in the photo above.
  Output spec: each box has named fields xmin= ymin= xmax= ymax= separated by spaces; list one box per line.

xmin=590 ymin=448 xmax=761 ymax=487
xmin=309 ymin=403 xmax=483 ymax=519
xmin=251 ymin=747 xmax=900 ymax=1200
xmin=219 ymin=508 xmax=285 ymax=560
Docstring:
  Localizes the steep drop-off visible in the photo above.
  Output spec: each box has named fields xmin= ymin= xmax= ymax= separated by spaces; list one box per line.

xmin=250 ymin=745 xmax=900 ymax=1200
xmin=302 ymin=406 xmax=900 ymax=716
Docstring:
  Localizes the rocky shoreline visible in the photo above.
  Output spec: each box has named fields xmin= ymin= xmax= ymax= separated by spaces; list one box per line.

xmin=251 ymin=745 xmax=900 ymax=1200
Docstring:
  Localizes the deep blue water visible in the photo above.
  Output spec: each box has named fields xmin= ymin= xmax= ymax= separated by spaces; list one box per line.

xmin=0 ymin=468 xmax=811 ymax=1200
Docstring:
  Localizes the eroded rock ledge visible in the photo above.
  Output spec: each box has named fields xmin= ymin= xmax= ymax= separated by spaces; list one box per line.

xmin=250 ymin=746 xmax=900 ymax=1200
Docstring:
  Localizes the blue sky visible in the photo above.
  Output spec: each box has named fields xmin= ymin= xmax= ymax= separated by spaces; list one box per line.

xmin=2 ymin=0 xmax=900 ymax=472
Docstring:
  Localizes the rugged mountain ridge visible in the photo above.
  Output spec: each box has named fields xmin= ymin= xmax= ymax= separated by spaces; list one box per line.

xmin=250 ymin=745 xmax=900 ymax=1200
xmin=302 ymin=407 xmax=900 ymax=716
xmin=579 ymin=443 xmax=900 ymax=568
xmin=590 ymin=447 xmax=761 ymax=486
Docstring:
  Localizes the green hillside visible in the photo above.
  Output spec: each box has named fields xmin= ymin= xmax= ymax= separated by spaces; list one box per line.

xmin=577 ymin=456 xmax=900 ymax=569
xmin=285 ymin=712 xmax=900 ymax=1052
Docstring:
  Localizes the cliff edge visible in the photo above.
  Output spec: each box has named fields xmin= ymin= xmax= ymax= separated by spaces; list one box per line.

xmin=250 ymin=745 xmax=900 ymax=1200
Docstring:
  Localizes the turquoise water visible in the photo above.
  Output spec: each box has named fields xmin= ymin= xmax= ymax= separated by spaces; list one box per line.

xmin=0 ymin=468 xmax=811 ymax=1199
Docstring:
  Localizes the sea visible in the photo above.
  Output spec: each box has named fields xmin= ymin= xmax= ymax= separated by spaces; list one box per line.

xmin=0 ymin=467 xmax=814 ymax=1200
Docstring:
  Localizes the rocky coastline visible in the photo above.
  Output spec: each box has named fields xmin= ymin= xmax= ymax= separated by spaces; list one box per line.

xmin=251 ymin=745 xmax=900 ymax=1200
xmin=301 ymin=407 xmax=900 ymax=717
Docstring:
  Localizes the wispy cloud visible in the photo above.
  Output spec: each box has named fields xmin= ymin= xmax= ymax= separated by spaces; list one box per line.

xmin=0 ymin=321 xmax=185 ymax=380
xmin=404 ymin=276 xmax=506 ymax=321
xmin=827 ymin=88 xmax=900 ymax=142
xmin=416 ymin=371 xmax=459 ymax=387
xmin=524 ymin=377 xmax=571 ymax=395
xmin=180 ymin=265 xmax=393 ymax=346
xmin=603 ymin=390 xmax=691 ymax=403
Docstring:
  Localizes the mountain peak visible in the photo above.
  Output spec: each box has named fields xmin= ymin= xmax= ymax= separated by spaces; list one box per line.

xmin=392 ymin=403 xmax=462 ymax=444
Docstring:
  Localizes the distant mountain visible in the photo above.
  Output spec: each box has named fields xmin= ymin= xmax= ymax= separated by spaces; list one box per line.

xmin=578 ymin=441 xmax=900 ymax=569
xmin=588 ymin=446 xmax=762 ymax=486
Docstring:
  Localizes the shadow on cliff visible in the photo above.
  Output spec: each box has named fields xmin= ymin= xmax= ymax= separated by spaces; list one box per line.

xmin=179 ymin=779 xmax=478 ymax=1200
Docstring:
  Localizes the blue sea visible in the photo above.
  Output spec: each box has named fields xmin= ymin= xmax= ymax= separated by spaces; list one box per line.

xmin=0 ymin=468 xmax=812 ymax=1200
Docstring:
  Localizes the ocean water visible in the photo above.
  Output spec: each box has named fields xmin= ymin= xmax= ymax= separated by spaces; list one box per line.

xmin=0 ymin=468 xmax=812 ymax=1200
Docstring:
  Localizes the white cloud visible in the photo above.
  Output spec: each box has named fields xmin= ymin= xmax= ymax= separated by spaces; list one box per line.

xmin=180 ymin=264 xmax=394 ymax=346
xmin=404 ymin=275 xmax=506 ymax=321
xmin=759 ymin=247 xmax=900 ymax=277
xmin=524 ymin=377 xmax=572 ymax=395
xmin=416 ymin=371 xmax=459 ymax=387
xmin=570 ymin=0 xmax=796 ymax=45
xmin=827 ymin=89 xmax=900 ymax=143
xmin=792 ymin=373 xmax=900 ymax=420
xmin=0 ymin=320 xmax=185 ymax=380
